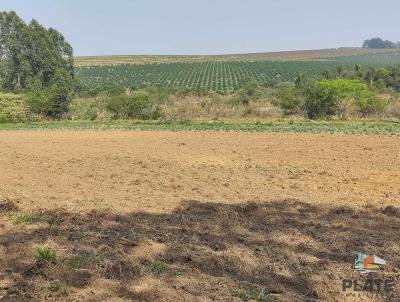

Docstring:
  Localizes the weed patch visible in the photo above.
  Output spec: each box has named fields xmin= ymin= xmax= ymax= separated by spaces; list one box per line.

xmin=36 ymin=247 xmax=57 ymax=263
xmin=61 ymin=256 xmax=88 ymax=269
xmin=143 ymin=260 xmax=181 ymax=276
xmin=13 ymin=214 xmax=41 ymax=225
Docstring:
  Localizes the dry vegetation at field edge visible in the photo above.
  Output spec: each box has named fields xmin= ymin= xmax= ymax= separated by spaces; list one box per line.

xmin=0 ymin=130 xmax=399 ymax=301
xmin=74 ymin=48 xmax=400 ymax=66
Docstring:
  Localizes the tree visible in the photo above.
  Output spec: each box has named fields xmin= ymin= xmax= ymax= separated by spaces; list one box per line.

xmin=0 ymin=11 xmax=31 ymax=90
xmin=305 ymin=79 xmax=384 ymax=119
xmin=362 ymin=38 xmax=399 ymax=49
xmin=0 ymin=11 xmax=74 ymax=116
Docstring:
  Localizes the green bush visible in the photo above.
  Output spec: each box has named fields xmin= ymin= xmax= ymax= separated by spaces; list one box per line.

xmin=275 ymin=83 xmax=304 ymax=115
xmin=27 ymin=71 xmax=74 ymax=118
xmin=354 ymin=90 xmax=386 ymax=116
xmin=303 ymin=79 xmax=384 ymax=119
xmin=303 ymin=83 xmax=337 ymax=119
xmin=27 ymin=91 xmax=54 ymax=116
xmin=0 ymin=93 xmax=39 ymax=122
xmin=106 ymin=93 xmax=162 ymax=120
xmin=235 ymin=79 xmax=261 ymax=105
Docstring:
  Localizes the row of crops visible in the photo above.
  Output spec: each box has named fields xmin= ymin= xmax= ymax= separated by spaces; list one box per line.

xmin=76 ymin=60 xmax=346 ymax=92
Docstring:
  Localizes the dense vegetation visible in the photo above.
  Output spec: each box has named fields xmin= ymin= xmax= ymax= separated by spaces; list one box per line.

xmin=0 ymin=11 xmax=74 ymax=117
xmin=70 ymin=62 xmax=400 ymax=121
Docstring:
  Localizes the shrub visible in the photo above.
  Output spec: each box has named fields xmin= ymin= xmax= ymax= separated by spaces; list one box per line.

xmin=27 ymin=91 xmax=54 ymax=116
xmin=303 ymin=83 xmax=336 ymax=119
xmin=102 ymin=84 xmax=126 ymax=97
xmin=0 ymin=93 xmax=38 ymax=122
xmin=275 ymin=83 xmax=304 ymax=115
xmin=69 ymin=98 xmax=104 ymax=120
xmin=106 ymin=92 xmax=162 ymax=120
xmin=235 ymin=79 xmax=261 ymax=105
xmin=303 ymin=79 xmax=384 ymax=119
xmin=353 ymin=90 xmax=386 ymax=116
xmin=26 ymin=72 xmax=74 ymax=118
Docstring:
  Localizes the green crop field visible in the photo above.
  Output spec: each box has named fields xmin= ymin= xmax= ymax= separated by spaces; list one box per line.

xmin=75 ymin=48 xmax=400 ymax=93
xmin=76 ymin=60 xmax=347 ymax=92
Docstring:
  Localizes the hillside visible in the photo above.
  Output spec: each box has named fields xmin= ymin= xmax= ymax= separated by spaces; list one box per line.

xmin=74 ymin=48 xmax=400 ymax=66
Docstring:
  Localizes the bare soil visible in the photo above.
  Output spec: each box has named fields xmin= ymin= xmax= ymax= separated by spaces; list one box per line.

xmin=0 ymin=130 xmax=399 ymax=301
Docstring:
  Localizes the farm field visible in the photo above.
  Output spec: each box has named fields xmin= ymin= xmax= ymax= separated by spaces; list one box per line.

xmin=0 ymin=130 xmax=399 ymax=301
xmin=76 ymin=60 xmax=346 ymax=92
xmin=75 ymin=49 xmax=400 ymax=92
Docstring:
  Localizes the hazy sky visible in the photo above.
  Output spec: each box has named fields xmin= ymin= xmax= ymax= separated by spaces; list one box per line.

xmin=1 ymin=0 xmax=399 ymax=56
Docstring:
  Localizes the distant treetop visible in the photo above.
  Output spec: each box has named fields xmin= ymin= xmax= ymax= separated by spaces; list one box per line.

xmin=363 ymin=38 xmax=400 ymax=49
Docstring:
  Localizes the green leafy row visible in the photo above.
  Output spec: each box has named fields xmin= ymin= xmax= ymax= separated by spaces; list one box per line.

xmin=1 ymin=120 xmax=399 ymax=135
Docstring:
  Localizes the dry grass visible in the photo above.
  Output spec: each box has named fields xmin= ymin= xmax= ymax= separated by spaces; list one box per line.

xmin=388 ymin=99 xmax=400 ymax=119
xmin=161 ymin=95 xmax=283 ymax=121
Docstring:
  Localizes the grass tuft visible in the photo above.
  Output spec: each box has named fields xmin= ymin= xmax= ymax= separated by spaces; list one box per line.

xmin=143 ymin=260 xmax=181 ymax=276
xmin=13 ymin=214 xmax=41 ymax=225
xmin=36 ymin=247 xmax=57 ymax=263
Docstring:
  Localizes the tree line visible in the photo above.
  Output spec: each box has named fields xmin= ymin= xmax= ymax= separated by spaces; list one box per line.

xmin=363 ymin=38 xmax=400 ymax=49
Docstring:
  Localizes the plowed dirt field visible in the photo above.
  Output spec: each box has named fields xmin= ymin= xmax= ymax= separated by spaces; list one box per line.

xmin=0 ymin=130 xmax=399 ymax=301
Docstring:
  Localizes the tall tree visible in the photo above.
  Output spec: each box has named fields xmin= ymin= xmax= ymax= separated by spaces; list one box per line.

xmin=0 ymin=11 xmax=31 ymax=90
xmin=0 ymin=11 xmax=74 ymax=116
